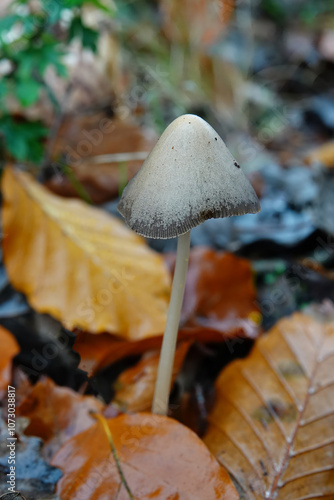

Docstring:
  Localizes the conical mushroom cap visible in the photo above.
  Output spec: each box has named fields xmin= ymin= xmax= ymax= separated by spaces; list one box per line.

xmin=118 ymin=114 xmax=260 ymax=239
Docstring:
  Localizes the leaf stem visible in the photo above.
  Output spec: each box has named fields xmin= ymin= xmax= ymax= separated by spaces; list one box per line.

xmin=90 ymin=412 xmax=134 ymax=500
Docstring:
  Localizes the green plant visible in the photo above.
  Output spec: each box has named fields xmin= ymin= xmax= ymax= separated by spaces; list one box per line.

xmin=0 ymin=0 xmax=114 ymax=170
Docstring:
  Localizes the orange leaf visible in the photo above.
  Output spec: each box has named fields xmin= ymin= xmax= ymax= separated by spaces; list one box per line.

xmin=305 ymin=140 xmax=334 ymax=168
xmin=52 ymin=413 xmax=239 ymax=499
xmin=2 ymin=167 xmax=171 ymax=339
xmin=113 ymin=342 xmax=191 ymax=412
xmin=74 ymin=248 xmax=259 ymax=376
xmin=0 ymin=325 xmax=19 ymax=398
xmin=17 ymin=376 xmax=104 ymax=459
xmin=178 ymin=247 xmax=260 ymax=337
xmin=204 ymin=312 xmax=334 ymax=499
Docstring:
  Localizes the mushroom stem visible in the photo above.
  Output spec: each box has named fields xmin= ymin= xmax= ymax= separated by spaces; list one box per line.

xmin=152 ymin=230 xmax=191 ymax=415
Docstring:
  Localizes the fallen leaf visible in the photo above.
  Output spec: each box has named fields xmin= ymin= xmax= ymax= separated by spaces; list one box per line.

xmin=113 ymin=342 xmax=191 ymax=412
xmin=51 ymin=412 xmax=239 ymax=499
xmin=74 ymin=323 xmax=255 ymax=377
xmin=305 ymin=140 xmax=334 ymax=168
xmin=17 ymin=376 xmax=104 ymax=459
xmin=75 ymin=248 xmax=259 ymax=376
xmin=0 ymin=325 xmax=19 ymax=399
xmin=2 ymin=167 xmax=170 ymax=340
xmin=160 ymin=0 xmax=234 ymax=47
xmin=204 ymin=312 xmax=334 ymax=499
xmin=46 ymin=115 xmax=156 ymax=203
xmin=178 ymin=247 xmax=260 ymax=337
xmin=0 ymin=418 xmax=61 ymax=499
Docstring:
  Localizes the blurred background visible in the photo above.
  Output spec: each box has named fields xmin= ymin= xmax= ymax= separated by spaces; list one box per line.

xmin=1 ymin=0 xmax=334 ymax=386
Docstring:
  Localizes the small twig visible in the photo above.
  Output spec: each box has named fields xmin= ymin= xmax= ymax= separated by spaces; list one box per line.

xmin=83 ymin=152 xmax=149 ymax=164
xmin=90 ymin=412 xmax=135 ymax=500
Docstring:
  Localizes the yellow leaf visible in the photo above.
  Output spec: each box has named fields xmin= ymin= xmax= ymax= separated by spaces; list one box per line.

xmin=204 ymin=312 xmax=334 ymax=499
xmin=2 ymin=167 xmax=171 ymax=340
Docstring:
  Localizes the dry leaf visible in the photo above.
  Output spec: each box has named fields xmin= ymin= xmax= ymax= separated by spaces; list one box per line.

xmin=0 ymin=325 xmax=19 ymax=399
xmin=113 ymin=341 xmax=191 ymax=412
xmin=160 ymin=0 xmax=234 ymax=46
xmin=52 ymin=412 xmax=238 ymax=499
xmin=305 ymin=140 xmax=334 ymax=168
xmin=204 ymin=312 xmax=334 ymax=499
xmin=46 ymin=116 xmax=157 ymax=203
xmin=2 ymin=167 xmax=170 ymax=339
xmin=17 ymin=377 xmax=104 ymax=459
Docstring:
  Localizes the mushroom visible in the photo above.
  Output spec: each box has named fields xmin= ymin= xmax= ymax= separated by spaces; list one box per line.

xmin=118 ymin=114 xmax=260 ymax=415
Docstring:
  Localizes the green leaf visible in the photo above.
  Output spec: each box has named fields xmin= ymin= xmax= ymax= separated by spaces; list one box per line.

xmin=68 ymin=17 xmax=99 ymax=52
xmin=16 ymin=79 xmax=42 ymax=107
xmin=0 ymin=116 xmax=48 ymax=163
xmin=0 ymin=15 xmax=19 ymax=38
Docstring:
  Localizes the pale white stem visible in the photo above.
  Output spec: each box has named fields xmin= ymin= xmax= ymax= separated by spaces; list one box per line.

xmin=152 ymin=230 xmax=191 ymax=415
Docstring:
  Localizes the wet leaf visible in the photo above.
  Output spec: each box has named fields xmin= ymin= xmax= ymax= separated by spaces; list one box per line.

xmin=0 ymin=325 xmax=19 ymax=399
xmin=74 ymin=248 xmax=260 ymax=376
xmin=113 ymin=342 xmax=191 ymax=412
xmin=2 ymin=167 xmax=171 ymax=340
xmin=52 ymin=412 xmax=238 ymax=499
xmin=204 ymin=312 xmax=334 ymax=499
xmin=17 ymin=376 xmax=104 ymax=459
xmin=180 ymin=248 xmax=260 ymax=338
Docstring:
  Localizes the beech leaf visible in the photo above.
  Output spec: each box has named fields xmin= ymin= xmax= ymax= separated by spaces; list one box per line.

xmin=51 ymin=413 xmax=239 ymax=499
xmin=1 ymin=167 xmax=171 ymax=340
xmin=17 ymin=376 xmax=104 ymax=459
xmin=204 ymin=312 xmax=334 ymax=499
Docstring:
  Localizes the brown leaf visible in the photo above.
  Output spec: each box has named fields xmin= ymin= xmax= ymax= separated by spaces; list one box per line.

xmin=113 ymin=342 xmax=191 ymax=412
xmin=51 ymin=412 xmax=239 ymax=499
xmin=204 ymin=312 xmax=334 ymax=499
xmin=2 ymin=167 xmax=170 ymax=339
xmin=46 ymin=116 xmax=157 ymax=203
xmin=0 ymin=325 xmax=19 ymax=399
xmin=179 ymin=247 xmax=260 ymax=337
xmin=75 ymin=248 xmax=259 ymax=376
xmin=160 ymin=0 xmax=234 ymax=46
xmin=17 ymin=377 xmax=104 ymax=459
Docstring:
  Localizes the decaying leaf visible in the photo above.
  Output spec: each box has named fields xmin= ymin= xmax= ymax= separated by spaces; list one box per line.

xmin=179 ymin=247 xmax=260 ymax=337
xmin=47 ymin=116 xmax=157 ymax=203
xmin=160 ymin=0 xmax=234 ymax=46
xmin=17 ymin=377 xmax=104 ymax=459
xmin=0 ymin=325 xmax=19 ymax=399
xmin=52 ymin=413 xmax=239 ymax=499
xmin=113 ymin=341 xmax=191 ymax=412
xmin=204 ymin=312 xmax=334 ymax=499
xmin=1 ymin=167 xmax=170 ymax=340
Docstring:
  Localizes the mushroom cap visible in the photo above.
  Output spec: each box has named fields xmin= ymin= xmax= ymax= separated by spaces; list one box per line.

xmin=118 ymin=114 xmax=260 ymax=239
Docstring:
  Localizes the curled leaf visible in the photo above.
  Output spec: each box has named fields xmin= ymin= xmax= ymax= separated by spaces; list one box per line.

xmin=113 ymin=341 xmax=191 ymax=412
